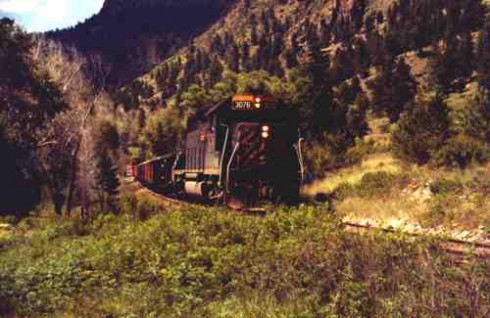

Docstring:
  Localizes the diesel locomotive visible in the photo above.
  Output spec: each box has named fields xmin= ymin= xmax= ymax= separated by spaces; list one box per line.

xmin=135 ymin=95 xmax=305 ymax=209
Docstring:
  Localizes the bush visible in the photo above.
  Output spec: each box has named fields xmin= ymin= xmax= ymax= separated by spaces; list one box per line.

xmin=1 ymin=200 xmax=490 ymax=317
xmin=119 ymin=194 xmax=161 ymax=221
xmin=334 ymin=171 xmax=408 ymax=199
xmin=434 ymin=134 xmax=489 ymax=169
xmin=344 ymin=138 xmax=375 ymax=165
xmin=392 ymin=94 xmax=450 ymax=165
xmin=305 ymin=138 xmax=373 ymax=179
xmin=429 ymin=178 xmax=463 ymax=195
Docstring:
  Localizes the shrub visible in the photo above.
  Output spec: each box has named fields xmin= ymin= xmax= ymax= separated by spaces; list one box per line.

xmin=1 ymin=199 xmax=490 ymax=317
xmin=429 ymin=178 xmax=463 ymax=195
xmin=434 ymin=134 xmax=489 ymax=169
xmin=304 ymin=143 xmax=336 ymax=179
xmin=392 ymin=94 xmax=450 ymax=165
xmin=334 ymin=171 xmax=408 ymax=199
xmin=305 ymin=138 xmax=373 ymax=179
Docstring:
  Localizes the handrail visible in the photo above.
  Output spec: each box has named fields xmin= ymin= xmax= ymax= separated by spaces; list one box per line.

xmin=171 ymin=153 xmax=181 ymax=182
xmin=295 ymin=138 xmax=305 ymax=183
xmin=218 ymin=125 xmax=230 ymax=187
xmin=226 ymin=143 xmax=240 ymax=193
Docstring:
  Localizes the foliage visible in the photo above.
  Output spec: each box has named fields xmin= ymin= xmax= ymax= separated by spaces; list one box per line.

xmin=334 ymin=171 xmax=408 ymax=200
xmin=392 ymin=94 xmax=450 ymax=165
xmin=1 ymin=200 xmax=489 ymax=316
xmin=0 ymin=19 xmax=67 ymax=215
xmin=95 ymin=150 xmax=120 ymax=213
xmin=368 ymin=57 xmax=417 ymax=123
xmin=434 ymin=134 xmax=489 ymax=169
xmin=144 ymin=107 xmax=185 ymax=157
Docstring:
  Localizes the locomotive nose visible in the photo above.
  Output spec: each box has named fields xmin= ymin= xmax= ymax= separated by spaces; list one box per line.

xmin=226 ymin=122 xmax=299 ymax=208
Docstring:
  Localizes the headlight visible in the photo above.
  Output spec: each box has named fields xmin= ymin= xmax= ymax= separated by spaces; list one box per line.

xmin=255 ymin=97 xmax=262 ymax=109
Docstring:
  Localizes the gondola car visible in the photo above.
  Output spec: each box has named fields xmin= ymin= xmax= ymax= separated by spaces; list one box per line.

xmin=135 ymin=154 xmax=179 ymax=193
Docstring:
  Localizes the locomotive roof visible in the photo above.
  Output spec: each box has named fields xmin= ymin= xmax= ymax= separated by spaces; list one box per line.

xmin=205 ymin=95 xmax=281 ymax=117
xmin=188 ymin=95 xmax=290 ymax=127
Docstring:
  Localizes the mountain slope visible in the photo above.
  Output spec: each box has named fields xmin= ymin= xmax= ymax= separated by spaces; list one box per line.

xmin=48 ymin=0 xmax=236 ymax=87
xmin=119 ymin=0 xmax=484 ymax=110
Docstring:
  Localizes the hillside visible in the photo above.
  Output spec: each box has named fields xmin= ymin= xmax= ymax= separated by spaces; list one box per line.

xmin=48 ymin=0 xmax=236 ymax=87
xmin=116 ymin=0 xmax=483 ymax=111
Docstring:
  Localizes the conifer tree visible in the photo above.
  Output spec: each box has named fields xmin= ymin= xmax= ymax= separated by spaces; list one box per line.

xmin=226 ymin=43 xmax=240 ymax=73
xmin=457 ymin=31 xmax=474 ymax=80
xmin=347 ymin=93 xmax=370 ymax=140
xmin=370 ymin=57 xmax=416 ymax=123
xmin=250 ymin=25 xmax=258 ymax=45
xmin=431 ymin=35 xmax=459 ymax=94
xmin=241 ymin=42 xmax=250 ymax=72
xmin=284 ymin=48 xmax=298 ymax=69
xmin=390 ymin=57 xmax=417 ymax=122
xmin=298 ymin=34 xmax=333 ymax=139
xmin=466 ymin=93 xmax=490 ymax=145
xmin=95 ymin=150 xmax=120 ymax=212
xmin=393 ymin=94 xmax=450 ymax=165
xmin=477 ymin=22 xmax=490 ymax=91
xmin=209 ymin=55 xmax=224 ymax=83
xmin=337 ymin=77 xmax=362 ymax=106
xmin=155 ymin=64 xmax=169 ymax=91
xmin=369 ymin=56 xmax=394 ymax=117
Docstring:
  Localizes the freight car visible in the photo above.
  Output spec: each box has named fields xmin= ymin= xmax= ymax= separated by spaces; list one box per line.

xmin=135 ymin=95 xmax=304 ymax=209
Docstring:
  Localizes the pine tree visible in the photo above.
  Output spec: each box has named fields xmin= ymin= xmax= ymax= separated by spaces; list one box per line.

xmin=350 ymin=0 xmax=366 ymax=32
xmin=477 ymin=22 xmax=490 ymax=91
xmin=95 ymin=150 xmax=120 ymax=212
xmin=393 ymin=94 xmax=450 ymax=165
xmin=209 ymin=55 xmax=224 ymax=83
xmin=241 ymin=42 xmax=250 ymax=72
xmin=466 ymin=92 xmax=490 ymax=145
xmin=457 ymin=31 xmax=474 ymax=80
xmin=369 ymin=57 xmax=416 ymax=123
xmin=155 ymin=64 xmax=169 ymax=91
xmin=347 ymin=93 xmax=370 ymax=140
xmin=337 ymin=77 xmax=362 ymax=106
xmin=298 ymin=34 xmax=334 ymax=139
xmin=284 ymin=48 xmax=298 ymax=68
xmin=431 ymin=35 xmax=459 ymax=94
xmin=390 ymin=57 xmax=417 ymax=122
xmin=250 ymin=25 xmax=258 ymax=45
xmin=226 ymin=43 xmax=240 ymax=73
xmin=369 ymin=56 xmax=395 ymax=117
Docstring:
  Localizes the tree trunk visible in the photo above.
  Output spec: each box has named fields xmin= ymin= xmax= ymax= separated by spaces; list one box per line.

xmin=65 ymin=139 xmax=81 ymax=216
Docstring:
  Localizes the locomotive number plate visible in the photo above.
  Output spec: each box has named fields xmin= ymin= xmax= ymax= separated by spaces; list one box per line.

xmin=232 ymin=101 xmax=254 ymax=110
xmin=232 ymin=95 xmax=262 ymax=111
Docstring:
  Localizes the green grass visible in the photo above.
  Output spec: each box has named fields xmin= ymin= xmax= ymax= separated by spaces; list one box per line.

xmin=1 ymin=197 xmax=490 ymax=317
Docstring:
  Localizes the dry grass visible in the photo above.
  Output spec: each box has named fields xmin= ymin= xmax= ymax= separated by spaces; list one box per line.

xmin=303 ymin=152 xmax=402 ymax=196
xmin=337 ymin=192 xmax=428 ymax=224
xmin=304 ymin=148 xmax=490 ymax=236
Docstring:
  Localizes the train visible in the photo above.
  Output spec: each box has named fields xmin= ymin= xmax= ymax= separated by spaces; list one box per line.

xmin=133 ymin=94 xmax=305 ymax=209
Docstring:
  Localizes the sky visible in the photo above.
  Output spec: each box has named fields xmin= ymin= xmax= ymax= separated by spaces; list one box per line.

xmin=0 ymin=0 xmax=104 ymax=32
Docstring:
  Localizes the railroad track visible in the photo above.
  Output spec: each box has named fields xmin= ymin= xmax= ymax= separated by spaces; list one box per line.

xmin=124 ymin=181 xmax=189 ymax=208
xmin=344 ymin=222 xmax=490 ymax=261
xmin=128 ymin=181 xmax=490 ymax=261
